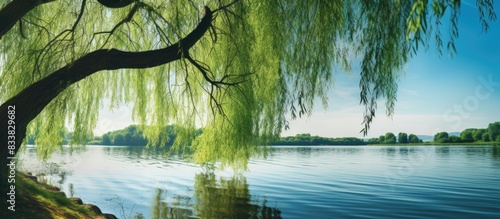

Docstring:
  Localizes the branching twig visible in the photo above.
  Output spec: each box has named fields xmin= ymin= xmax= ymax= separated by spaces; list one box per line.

xmin=212 ymin=0 xmax=240 ymax=13
xmin=186 ymin=55 xmax=242 ymax=87
xmin=71 ymin=0 xmax=86 ymax=33
xmin=21 ymin=18 xmax=52 ymax=37
xmin=33 ymin=0 xmax=87 ymax=78
xmin=93 ymin=2 xmax=142 ymax=48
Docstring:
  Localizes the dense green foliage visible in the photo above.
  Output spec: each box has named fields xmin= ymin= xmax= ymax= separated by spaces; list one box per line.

xmin=488 ymin=122 xmax=500 ymax=143
xmin=367 ymin=138 xmax=380 ymax=144
xmin=378 ymin=135 xmax=386 ymax=143
xmin=274 ymin=133 xmax=365 ymax=146
xmin=94 ymin=131 xmax=366 ymax=146
xmin=433 ymin=122 xmax=500 ymax=143
xmin=26 ymin=124 xmax=200 ymax=149
xmin=384 ymin=133 xmax=397 ymax=144
xmin=28 ymin=122 xmax=500 ymax=148
xmin=460 ymin=129 xmax=476 ymax=143
xmin=434 ymin=132 xmax=450 ymax=143
xmin=408 ymin=134 xmax=421 ymax=143
xmin=0 ymin=0 xmax=496 ymax=168
xmin=27 ymin=129 xmax=70 ymax=146
xmin=367 ymin=132 xmax=421 ymax=144
xmin=101 ymin=125 xmax=148 ymax=146
xmin=97 ymin=125 xmax=201 ymax=147
xmin=398 ymin=132 xmax=408 ymax=144
xmin=482 ymin=133 xmax=491 ymax=142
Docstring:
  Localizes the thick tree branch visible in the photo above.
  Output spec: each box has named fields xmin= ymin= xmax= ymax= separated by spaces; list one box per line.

xmin=0 ymin=0 xmax=54 ymax=40
xmin=97 ymin=0 xmax=135 ymax=8
xmin=0 ymin=7 xmax=212 ymax=188
xmin=212 ymin=0 xmax=239 ymax=13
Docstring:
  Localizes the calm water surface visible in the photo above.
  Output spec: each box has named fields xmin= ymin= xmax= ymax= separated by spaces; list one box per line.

xmin=19 ymin=145 xmax=500 ymax=219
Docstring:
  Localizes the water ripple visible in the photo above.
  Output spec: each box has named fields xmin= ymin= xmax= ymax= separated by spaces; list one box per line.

xmin=18 ymin=145 xmax=500 ymax=219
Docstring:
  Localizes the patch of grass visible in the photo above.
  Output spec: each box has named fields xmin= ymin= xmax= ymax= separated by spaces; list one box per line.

xmin=9 ymin=172 xmax=95 ymax=219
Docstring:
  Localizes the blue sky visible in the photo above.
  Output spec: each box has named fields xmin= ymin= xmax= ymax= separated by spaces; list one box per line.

xmin=96 ymin=2 xmax=500 ymax=138
xmin=282 ymin=2 xmax=500 ymax=138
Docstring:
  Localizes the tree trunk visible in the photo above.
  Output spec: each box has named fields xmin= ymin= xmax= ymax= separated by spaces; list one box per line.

xmin=0 ymin=7 xmax=212 ymax=215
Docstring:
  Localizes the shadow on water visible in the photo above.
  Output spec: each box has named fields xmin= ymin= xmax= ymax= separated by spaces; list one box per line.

xmin=145 ymin=172 xmax=282 ymax=219
xmin=193 ymin=172 xmax=282 ymax=219
xmin=434 ymin=146 xmax=451 ymax=156
xmin=492 ymin=145 xmax=500 ymax=159
xmin=380 ymin=146 xmax=425 ymax=157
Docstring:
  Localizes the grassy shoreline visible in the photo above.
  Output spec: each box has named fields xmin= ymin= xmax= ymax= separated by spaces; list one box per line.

xmin=8 ymin=171 xmax=114 ymax=219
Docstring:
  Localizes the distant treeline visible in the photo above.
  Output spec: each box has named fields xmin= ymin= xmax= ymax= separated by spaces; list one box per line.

xmin=433 ymin=122 xmax=500 ymax=143
xmin=274 ymin=133 xmax=366 ymax=145
xmin=94 ymin=128 xmax=367 ymax=146
xmin=95 ymin=125 xmax=201 ymax=147
xmin=366 ymin=132 xmax=422 ymax=144
xmin=28 ymin=121 xmax=500 ymax=146
xmin=98 ymin=125 xmax=148 ymax=146
xmin=367 ymin=121 xmax=500 ymax=144
xmin=26 ymin=125 xmax=197 ymax=147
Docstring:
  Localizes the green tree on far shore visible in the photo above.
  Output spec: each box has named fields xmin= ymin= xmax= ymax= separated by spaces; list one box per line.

xmin=473 ymin=129 xmax=487 ymax=142
xmin=431 ymin=122 xmax=500 ymax=144
xmin=384 ymin=132 xmax=397 ymax=144
xmin=434 ymin=132 xmax=449 ymax=143
xmin=408 ymin=134 xmax=420 ymax=143
xmin=482 ymin=133 xmax=491 ymax=142
xmin=488 ymin=122 xmax=500 ymax=143
xmin=460 ymin=129 xmax=475 ymax=143
xmin=449 ymin=136 xmax=462 ymax=143
xmin=367 ymin=132 xmax=420 ymax=144
xmin=379 ymin=135 xmax=385 ymax=143
xmin=102 ymin=133 xmax=112 ymax=145
xmin=275 ymin=134 xmax=365 ymax=146
xmin=368 ymin=138 xmax=380 ymax=144
xmin=398 ymin=132 xmax=408 ymax=144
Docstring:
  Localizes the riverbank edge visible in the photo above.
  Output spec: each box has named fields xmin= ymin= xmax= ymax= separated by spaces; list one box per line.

xmin=7 ymin=171 xmax=117 ymax=219
xmin=365 ymin=142 xmax=500 ymax=146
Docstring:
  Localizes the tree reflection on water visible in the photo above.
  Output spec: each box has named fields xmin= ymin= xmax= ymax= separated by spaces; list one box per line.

xmin=149 ymin=172 xmax=282 ymax=219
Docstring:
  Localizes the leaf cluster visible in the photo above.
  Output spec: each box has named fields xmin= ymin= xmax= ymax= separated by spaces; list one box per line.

xmin=0 ymin=0 xmax=496 ymax=168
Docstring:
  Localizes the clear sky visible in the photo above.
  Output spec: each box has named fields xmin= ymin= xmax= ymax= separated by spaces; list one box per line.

xmin=95 ymin=2 xmax=500 ymax=138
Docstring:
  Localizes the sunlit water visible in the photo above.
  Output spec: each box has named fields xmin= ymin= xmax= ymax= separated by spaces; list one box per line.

xmin=18 ymin=145 xmax=500 ymax=219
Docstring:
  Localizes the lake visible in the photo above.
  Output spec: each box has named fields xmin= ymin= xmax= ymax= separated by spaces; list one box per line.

xmin=18 ymin=145 xmax=500 ymax=219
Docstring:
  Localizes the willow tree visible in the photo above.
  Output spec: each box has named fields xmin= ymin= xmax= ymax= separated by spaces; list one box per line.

xmin=0 ymin=0 xmax=496 ymax=208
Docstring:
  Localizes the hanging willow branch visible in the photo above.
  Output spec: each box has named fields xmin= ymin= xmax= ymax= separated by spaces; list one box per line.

xmin=0 ymin=0 xmax=55 ymax=39
xmin=0 ymin=6 xmax=213 ymax=159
